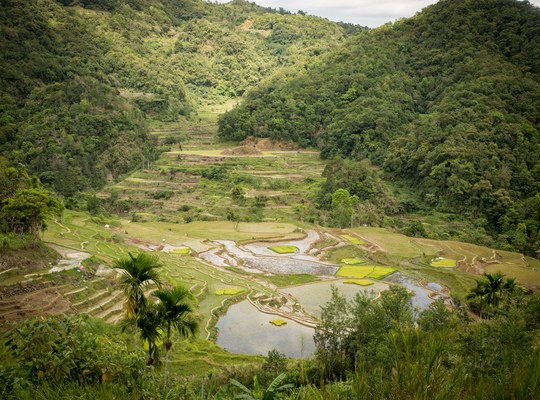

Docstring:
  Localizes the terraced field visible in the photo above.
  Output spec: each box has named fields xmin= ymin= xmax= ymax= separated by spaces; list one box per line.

xmin=3 ymin=106 xmax=540 ymax=369
xmin=99 ymin=107 xmax=325 ymax=223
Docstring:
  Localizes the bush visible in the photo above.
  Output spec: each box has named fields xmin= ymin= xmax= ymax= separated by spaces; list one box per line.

xmin=1 ymin=315 xmax=146 ymax=396
xmin=151 ymin=191 xmax=174 ymax=200
xmin=0 ymin=233 xmax=35 ymax=250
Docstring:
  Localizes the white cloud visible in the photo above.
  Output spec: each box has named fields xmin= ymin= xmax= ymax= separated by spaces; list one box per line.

xmin=213 ymin=0 xmax=540 ymax=28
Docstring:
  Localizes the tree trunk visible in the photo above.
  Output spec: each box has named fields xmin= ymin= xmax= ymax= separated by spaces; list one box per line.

xmin=163 ymin=348 xmax=170 ymax=390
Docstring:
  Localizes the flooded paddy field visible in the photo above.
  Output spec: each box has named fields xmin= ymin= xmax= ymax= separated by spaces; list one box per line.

xmin=216 ymin=300 xmax=315 ymax=358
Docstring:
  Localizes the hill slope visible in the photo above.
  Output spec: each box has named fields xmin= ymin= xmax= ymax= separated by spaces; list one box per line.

xmin=0 ymin=0 xmax=353 ymax=197
xmin=218 ymin=0 xmax=540 ymax=255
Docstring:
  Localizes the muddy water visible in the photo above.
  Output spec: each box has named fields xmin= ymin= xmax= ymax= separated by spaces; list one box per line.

xmin=244 ymin=230 xmax=320 ymax=258
xmin=214 ymin=239 xmax=338 ymax=275
xmin=216 ymin=300 xmax=315 ymax=358
xmin=199 ymin=248 xmax=229 ymax=267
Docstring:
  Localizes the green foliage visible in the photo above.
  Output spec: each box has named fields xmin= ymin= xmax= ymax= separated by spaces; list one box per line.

xmin=201 ymin=165 xmax=228 ymax=180
xmin=230 ymin=372 xmax=293 ymax=400
xmin=113 ymin=252 xmax=163 ymax=318
xmin=231 ymin=185 xmax=245 ymax=201
xmin=0 ymin=233 xmax=36 ymax=250
xmin=0 ymin=0 xmax=351 ymax=198
xmin=1 ymin=188 xmax=64 ymax=240
xmin=154 ymin=286 xmax=198 ymax=342
xmin=219 ymin=0 xmax=540 ymax=254
xmin=330 ymin=188 xmax=358 ymax=228
xmin=151 ymin=190 xmax=174 ymax=200
xmin=1 ymin=315 xmax=146 ymax=393
xmin=260 ymin=350 xmax=287 ymax=385
xmin=402 ymin=220 xmax=427 ymax=238
xmin=466 ymin=271 xmax=519 ymax=316
xmin=311 ymin=284 xmax=540 ymax=399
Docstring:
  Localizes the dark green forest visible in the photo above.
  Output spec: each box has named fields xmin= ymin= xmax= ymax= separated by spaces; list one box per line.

xmin=0 ymin=0 xmax=353 ymax=197
xmin=219 ymin=0 xmax=540 ymax=255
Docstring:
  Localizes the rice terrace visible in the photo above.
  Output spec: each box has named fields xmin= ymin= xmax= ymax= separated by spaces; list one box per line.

xmin=1 ymin=0 xmax=540 ymax=398
xmin=3 ymin=106 xmax=539 ymax=361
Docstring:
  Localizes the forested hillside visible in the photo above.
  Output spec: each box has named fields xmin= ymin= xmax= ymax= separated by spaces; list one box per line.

xmin=219 ymin=0 xmax=540 ymax=255
xmin=0 ymin=0 xmax=353 ymax=197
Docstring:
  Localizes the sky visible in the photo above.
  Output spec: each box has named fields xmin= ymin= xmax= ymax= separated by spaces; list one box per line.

xmin=215 ymin=0 xmax=540 ymax=28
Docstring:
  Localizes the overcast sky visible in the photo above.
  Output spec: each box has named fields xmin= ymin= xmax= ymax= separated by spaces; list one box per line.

xmin=215 ymin=0 xmax=540 ymax=28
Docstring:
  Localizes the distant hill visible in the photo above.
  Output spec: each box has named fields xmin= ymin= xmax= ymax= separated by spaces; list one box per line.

xmin=218 ymin=0 xmax=540 ymax=255
xmin=0 ymin=0 xmax=353 ymax=196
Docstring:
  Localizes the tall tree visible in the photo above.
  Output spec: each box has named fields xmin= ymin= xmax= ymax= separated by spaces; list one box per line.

xmin=154 ymin=286 xmax=199 ymax=388
xmin=113 ymin=252 xmax=162 ymax=345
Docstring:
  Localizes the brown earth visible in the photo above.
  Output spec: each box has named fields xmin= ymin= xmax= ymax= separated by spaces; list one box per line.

xmin=221 ymin=146 xmax=262 ymax=156
xmin=0 ymin=282 xmax=73 ymax=327
xmin=0 ymin=246 xmax=60 ymax=272
xmin=242 ymin=136 xmax=300 ymax=151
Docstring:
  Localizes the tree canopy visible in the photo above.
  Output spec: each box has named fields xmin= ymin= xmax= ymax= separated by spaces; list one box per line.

xmin=218 ymin=0 xmax=540 ymax=255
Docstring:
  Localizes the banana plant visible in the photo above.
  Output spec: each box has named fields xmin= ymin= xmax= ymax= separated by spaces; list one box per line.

xmin=230 ymin=373 xmax=294 ymax=400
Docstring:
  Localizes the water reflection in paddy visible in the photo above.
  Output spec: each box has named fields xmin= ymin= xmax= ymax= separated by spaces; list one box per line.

xmin=283 ymin=279 xmax=389 ymax=317
xmin=385 ymin=272 xmax=449 ymax=310
xmin=216 ymin=300 xmax=315 ymax=358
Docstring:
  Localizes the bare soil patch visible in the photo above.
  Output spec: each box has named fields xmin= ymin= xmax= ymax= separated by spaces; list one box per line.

xmin=0 ymin=283 xmax=73 ymax=326
xmin=243 ymin=136 xmax=300 ymax=151
xmin=221 ymin=146 xmax=262 ymax=156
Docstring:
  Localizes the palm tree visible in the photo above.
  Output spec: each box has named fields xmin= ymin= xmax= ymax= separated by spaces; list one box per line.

xmin=137 ymin=306 xmax=162 ymax=366
xmin=154 ymin=286 xmax=199 ymax=388
xmin=466 ymin=272 xmax=518 ymax=316
xmin=113 ymin=252 xmax=162 ymax=345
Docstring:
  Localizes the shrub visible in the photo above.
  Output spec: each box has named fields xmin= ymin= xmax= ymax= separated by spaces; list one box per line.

xmin=2 ymin=315 xmax=146 ymax=394
xmin=152 ymin=190 xmax=174 ymax=200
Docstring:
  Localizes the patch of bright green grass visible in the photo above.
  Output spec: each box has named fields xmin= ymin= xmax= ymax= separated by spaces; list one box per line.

xmin=341 ymin=258 xmax=365 ymax=265
xmin=341 ymin=234 xmax=364 ymax=245
xmin=170 ymin=247 xmax=190 ymax=255
xmin=269 ymin=245 xmax=299 ymax=254
xmin=264 ymin=274 xmax=319 ymax=287
xmin=431 ymin=258 xmax=456 ymax=267
xmin=343 ymin=279 xmax=374 ymax=286
xmin=215 ymin=288 xmax=245 ymax=296
xmin=337 ymin=265 xmax=396 ymax=279
xmin=269 ymin=319 xmax=287 ymax=326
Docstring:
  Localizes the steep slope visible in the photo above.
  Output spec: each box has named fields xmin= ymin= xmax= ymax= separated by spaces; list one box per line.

xmin=218 ymin=0 xmax=540 ymax=255
xmin=0 ymin=0 xmax=353 ymax=197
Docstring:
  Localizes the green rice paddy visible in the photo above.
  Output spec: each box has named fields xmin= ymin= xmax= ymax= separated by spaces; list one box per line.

xmin=215 ymin=288 xmax=245 ymax=296
xmin=269 ymin=245 xmax=299 ymax=254
xmin=341 ymin=234 xmax=364 ymax=245
xmin=431 ymin=258 xmax=457 ymax=267
xmin=169 ymin=247 xmax=191 ymax=255
xmin=336 ymin=265 xmax=397 ymax=279
xmin=269 ymin=319 xmax=287 ymax=326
